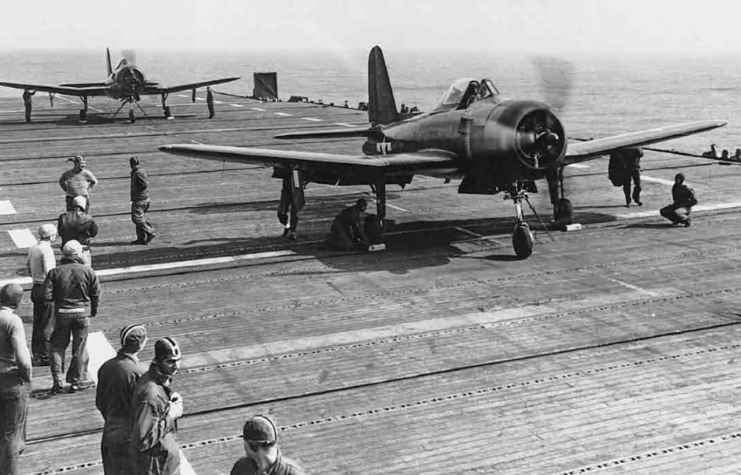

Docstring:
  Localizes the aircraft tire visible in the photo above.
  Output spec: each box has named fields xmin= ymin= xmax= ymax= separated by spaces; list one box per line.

xmin=512 ymin=222 xmax=533 ymax=259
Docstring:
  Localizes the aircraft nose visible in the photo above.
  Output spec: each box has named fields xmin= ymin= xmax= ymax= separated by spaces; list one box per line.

xmin=158 ymin=145 xmax=171 ymax=153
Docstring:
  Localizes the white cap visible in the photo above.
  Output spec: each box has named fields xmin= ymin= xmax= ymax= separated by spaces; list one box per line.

xmin=72 ymin=195 xmax=87 ymax=210
xmin=38 ymin=223 xmax=57 ymax=238
xmin=62 ymin=240 xmax=83 ymax=257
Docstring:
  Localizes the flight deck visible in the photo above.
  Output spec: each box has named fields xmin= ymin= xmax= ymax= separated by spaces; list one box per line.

xmin=2 ymin=92 xmax=741 ymax=474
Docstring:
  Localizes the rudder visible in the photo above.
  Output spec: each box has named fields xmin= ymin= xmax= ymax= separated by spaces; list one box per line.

xmin=106 ymin=48 xmax=113 ymax=77
xmin=368 ymin=46 xmax=399 ymax=125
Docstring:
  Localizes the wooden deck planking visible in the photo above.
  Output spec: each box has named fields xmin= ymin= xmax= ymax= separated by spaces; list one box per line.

xmin=3 ymin=98 xmax=741 ymax=474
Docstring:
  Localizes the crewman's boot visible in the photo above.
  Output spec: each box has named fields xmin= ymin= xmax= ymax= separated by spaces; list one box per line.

xmin=288 ymin=231 xmax=297 ymax=241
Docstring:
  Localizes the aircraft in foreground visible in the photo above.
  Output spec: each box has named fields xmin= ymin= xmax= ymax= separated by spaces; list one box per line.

xmin=159 ymin=46 xmax=726 ymax=258
xmin=0 ymin=48 xmax=239 ymax=123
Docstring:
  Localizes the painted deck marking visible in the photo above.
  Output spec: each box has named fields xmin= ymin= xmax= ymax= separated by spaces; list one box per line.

xmin=0 ymin=109 xmax=25 ymax=114
xmin=213 ymin=100 xmax=224 ymax=104
xmin=275 ymin=112 xmax=293 ymax=116
xmin=595 ymin=275 xmax=659 ymax=297
xmin=362 ymin=192 xmax=408 ymax=212
xmin=8 ymin=229 xmax=36 ymax=248
xmin=642 ymin=175 xmax=677 ymax=186
xmin=335 ymin=122 xmax=358 ymax=127
xmin=455 ymin=227 xmax=483 ymax=238
xmin=617 ymin=201 xmax=741 ymax=219
xmin=0 ymin=201 xmax=17 ymax=215
xmin=180 ymin=453 xmax=198 ymax=475
xmin=302 ymin=117 xmax=323 ymax=122
xmin=86 ymin=332 xmax=117 ymax=384
xmin=190 ymin=140 xmax=202 ymax=144
xmin=0 ymin=250 xmax=297 ymax=287
xmin=567 ymin=163 xmax=590 ymax=169
xmin=251 ymin=107 xmax=266 ymax=111
xmin=229 ymin=103 xmax=244 ymax=107
xmin=55 ymin=94 xmax=104 ymax=113
xmin=178 ymin=94 xmax=189 ymax=98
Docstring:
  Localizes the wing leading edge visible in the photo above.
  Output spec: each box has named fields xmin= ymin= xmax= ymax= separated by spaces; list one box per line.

xmin=564 ymin=120 xmax=727 ymax=165
xmin=0 ymin=81 xmax=109 ymax=97
xmin=143 ymin=77 xmax=240 ymax=95
xmin=158 ymin=144 xmax=457 ymax=175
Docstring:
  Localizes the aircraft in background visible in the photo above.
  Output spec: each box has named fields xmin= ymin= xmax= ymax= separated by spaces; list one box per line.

xmin=159 ymin=46 xmax=726 ymax=259
xmin=0 ymin=48 xmax=239 ymax=123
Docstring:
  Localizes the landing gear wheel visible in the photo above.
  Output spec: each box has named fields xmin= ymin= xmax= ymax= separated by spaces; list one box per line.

xmin=512 ymin=222 xmax=534 ymax=259
xmin=129 ymin=109 xmax=136 ymax=123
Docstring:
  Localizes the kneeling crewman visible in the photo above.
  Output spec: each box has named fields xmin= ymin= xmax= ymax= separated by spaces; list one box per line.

xmin=326 ymin=198 xmax=382 ymax=251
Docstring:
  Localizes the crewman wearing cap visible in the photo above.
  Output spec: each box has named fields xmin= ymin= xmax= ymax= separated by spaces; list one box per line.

xmin=44 ymin=240 xmax=101 ymax=394
xmin=25 ymin=223 xmax=57 ymax=365
xmin=22 ymin=88 xmax=35 ymax=123
xmin=0 ymin=283 xmax=32 ymax=475
xmin=59 ymin=155 xmax=98 ymax=213
xmin=96 ymin=324 xmax=147 ymax=475
xmin=58 ymin=195 xmax=98 ymax=267
xmin=230 ymin=415 xmax=306 ymax=475
xmin=131 ymin=337 xmax=184 ymax=475
xmin=129 ymin=156 xmax=155 ymax=245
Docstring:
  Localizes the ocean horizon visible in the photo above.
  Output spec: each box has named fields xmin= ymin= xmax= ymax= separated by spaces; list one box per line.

xmin=0 ymin=48 xmax=738 ymax=154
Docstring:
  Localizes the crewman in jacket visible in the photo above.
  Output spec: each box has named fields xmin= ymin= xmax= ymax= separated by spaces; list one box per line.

xmin=96 ymin=324 xmax=147 ymax=475
xmin=129 ymin=156 xmax=155 ymax=244
xmin=131 ymin=338 xmax=184 ymax=475
xmin=58 ymin=195 xmax=98 ymax=267
xmin=44 ymin=240 xmax=100 ymax=394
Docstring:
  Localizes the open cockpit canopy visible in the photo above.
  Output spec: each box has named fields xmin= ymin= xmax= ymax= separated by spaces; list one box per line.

xmin=431 ymin=78 xmax=501 ymax=113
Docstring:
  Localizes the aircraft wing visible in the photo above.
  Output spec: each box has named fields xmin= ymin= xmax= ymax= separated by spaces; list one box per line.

xmin=142 ymin=77 xmax=240 ymax=95
xmin=158 ymin=144 xmax=457 ymax=175
xmin=564 ymin=120 xmax=727 ymax=165
xmin=0 ymin=81 xmax=109 ymax=96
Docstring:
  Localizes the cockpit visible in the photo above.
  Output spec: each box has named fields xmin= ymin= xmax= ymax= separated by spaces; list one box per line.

xmin=114 ymin=58 xmax=129 ymax=70
xmin=431 ymin=78 xmax=501 ymax=113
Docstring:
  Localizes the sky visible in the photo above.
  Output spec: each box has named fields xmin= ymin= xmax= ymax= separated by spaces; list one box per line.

xmin=2 ymin=0 xmax=740 ymax=56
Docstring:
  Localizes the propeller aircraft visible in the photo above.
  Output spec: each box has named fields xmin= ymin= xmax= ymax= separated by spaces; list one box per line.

xmin=159 ymin=46 xmax=726 ymax=259
xmin=0 ymin=48 xmax=239 ymax=123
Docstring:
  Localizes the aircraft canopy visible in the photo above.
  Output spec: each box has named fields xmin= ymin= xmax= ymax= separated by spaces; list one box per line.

xmin=432 ymin=78 xmax=501 ymax=112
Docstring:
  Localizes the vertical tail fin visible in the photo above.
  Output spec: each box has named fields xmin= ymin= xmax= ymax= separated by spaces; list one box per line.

xmin=106 ymin=48 xmax=113 ymax=76
xmin=368 ymin=46 xmax=399 ymax=125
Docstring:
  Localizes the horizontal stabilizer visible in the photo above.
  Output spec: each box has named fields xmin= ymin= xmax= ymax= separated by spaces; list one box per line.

xmin=275 ymin=127 xmax=373 ymax=140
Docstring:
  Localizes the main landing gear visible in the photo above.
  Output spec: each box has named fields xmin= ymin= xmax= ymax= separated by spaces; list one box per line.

xmin=504 ymin=183 xmax=556 ymax=259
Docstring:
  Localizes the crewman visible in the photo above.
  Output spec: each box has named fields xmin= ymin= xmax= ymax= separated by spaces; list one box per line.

xmin=621 ymin=147 xmax=643 ymax=207
xmin=22 ymin=88 xmax=34 ymax=123
xmin=0 ymin=284 xmax=32 ymax=475
xmin=129 ymin=156 xmax=155 ymax=245
xmin=275 ymin=169 xmax=301 ymax=240
xmin=59 ymin=155 xmax=98 ymax=213
xmin=702 ymin=143 xmax=718 ymax=158
xmin=44 ymin=240 xmax=100 ymax=394
xmin=96 ymin=324 xmax=147 ymax=475
xmin=230 ymin=415 xmax=306 ymax=475
xmin=58 ymin=195 xmax=98 ymax=267
xmin=131 ymin=337 xmax=184 ymax=475
xmin=25 ymin=224 xmax=57 ymax=366
xmin=660 ymin=173 xmax=697 ymax=227
xmin=206 ymin=86 xmax=215 ymax=119
xmin=326 ymin=198 xmax=372 ymax=251
xmin=734 ymin=149 xmax=741 ymax=161
xmin=343 ymin=100 xmax=349 ymax=108
xmin=721 ymin=149 xmax=730 ymax=160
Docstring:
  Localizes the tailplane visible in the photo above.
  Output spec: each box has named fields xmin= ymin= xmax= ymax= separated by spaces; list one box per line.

xmin=368 ymin=46 xmax=399 ymax=125
xmin=106 ymin=48 xmax=113 ymax=76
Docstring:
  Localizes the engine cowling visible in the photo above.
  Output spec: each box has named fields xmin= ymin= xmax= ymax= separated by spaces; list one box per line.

xmin=475 ymin=99 xmax=567 ymax=181
xmin=119 ymin=67 xmax=146 ymax=95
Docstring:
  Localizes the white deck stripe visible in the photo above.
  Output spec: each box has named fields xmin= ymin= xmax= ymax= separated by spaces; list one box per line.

xmin=55 ymin=94 xmax=104 ymax=113
xmin=185 ymin=287 xmax=677 ymax=367
xmin=8 ymin=229 xmax=36 ymax=248
xmin=617 ymin=201 xmax=741 ymax=219
xmin=567 ymin=163 xmax=590 ymax=169
xmin=86 ymin=332 xmax=116 ymax=384
xmin=0 ymin=201 xmax=17 ymax=215
xmin=335 ymin=122 xmax=358 ymax=127
xmin=0 ymin=250 xmax=297 ymax=288
xmin=180 ymin=452 xmax=197 ymax=475
xmin=642 ymin=175 xmax=677 ymax=186
xmin=251 ymin=107 xmax=266 ymax=111
xmin=275 ymin=112 xmax=292 ymax=116
xmin=229 ymin=103 xmax=244 ymax=107
xmin=213 ymin=100 xmax=224 ymax=104
xmin=178 ymin=94 xmax=189 ymax=98
xmin=302 ymin=117 xmax=323 ymax=122
xmin=362 ymin=192 xmax=408 ymax=212
xmin=0 ymin=109 xmax=25 ymax=114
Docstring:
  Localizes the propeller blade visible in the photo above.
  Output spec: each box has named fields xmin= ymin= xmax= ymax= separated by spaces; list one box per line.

xmin=531 ymin=56 xmax=574 ymax=113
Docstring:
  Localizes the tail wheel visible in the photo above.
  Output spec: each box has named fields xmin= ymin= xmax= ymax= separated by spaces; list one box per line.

xmin=512 ymin=222 xmax=533 ymax=259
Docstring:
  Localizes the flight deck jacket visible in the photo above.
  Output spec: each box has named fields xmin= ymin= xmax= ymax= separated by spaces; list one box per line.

xmin=58 ymin=210 xmax=99 ymax=247
xmin=43 ymin=256 xmax=100 ymax=316
xmin=131 ymin=364 xmax=180 ymax=475
xmin=130 ymin=167 xmax=149 ymax=202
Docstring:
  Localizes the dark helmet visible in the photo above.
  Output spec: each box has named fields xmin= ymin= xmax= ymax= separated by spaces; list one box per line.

xmin=130 ymin=156 xmax=140 ymax=168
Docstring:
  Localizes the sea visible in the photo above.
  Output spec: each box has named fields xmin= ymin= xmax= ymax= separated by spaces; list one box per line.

xmin=0 ymin=49 xmax=739 ymax=154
